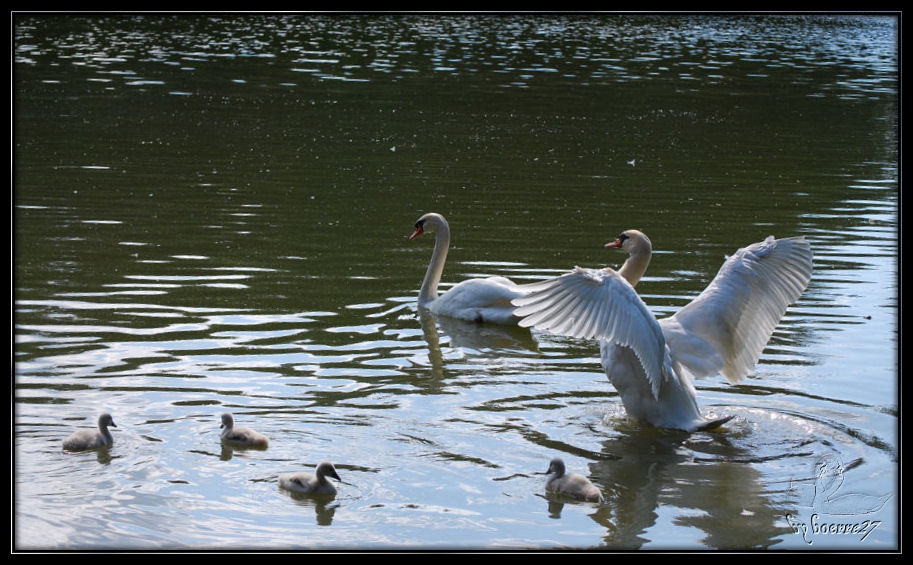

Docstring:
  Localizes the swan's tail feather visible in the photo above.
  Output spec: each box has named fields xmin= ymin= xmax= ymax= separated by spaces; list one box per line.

xmin=694 ymin=415 xmax=734 ymax=432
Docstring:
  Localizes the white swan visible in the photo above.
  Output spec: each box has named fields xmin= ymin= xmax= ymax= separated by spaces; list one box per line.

xmin=513 ymin=229 xmax=813 ymax=432
xmin=409 ymin=212 xmax=527 ymax=324
xmin=63 ymin=413 xmax=116 ymax=451
xmin=279 ymin=461 xmax=342 ymax=496
xmin=220 ymin=412 xmax=269 ymax=449
xmin=540 ymin=457 xmax=603 ymax=502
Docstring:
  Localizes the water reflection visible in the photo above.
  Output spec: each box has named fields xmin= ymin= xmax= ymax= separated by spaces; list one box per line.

xmin=527 ymin=424 xmax=792 ymax=549
xmin=585 ymin=428 xmax=781 ymax=548
xmin=279 ymin=490 xmax=340 ymax=527
xmin=417 ymin=309 xmax=537 ymax=379
xmin=219 ymin=441 xmax=268 ymax=461
xmin=62 ymin=443 xmax=117 ymax=466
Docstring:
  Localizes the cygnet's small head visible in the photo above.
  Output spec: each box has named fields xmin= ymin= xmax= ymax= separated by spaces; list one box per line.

xmin=605 ymin=229 xmax=651 ymax=254
xmin=220 ymin=413 xmax=234 ymax=430
xmin=316 ymin=461 xmax=341 ymax=482
xmin=409 ymin=212 xmax=448 ymax=240
xmin=545 ymin=457 xmax=566 ymax=478
xmin=99 ymin=413 xmax=117 ymax=429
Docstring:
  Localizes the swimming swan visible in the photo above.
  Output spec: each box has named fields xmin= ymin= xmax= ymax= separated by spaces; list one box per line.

xmin=410 ymin=212 xmax=527 ymax=324
xmin=513 ymin=230 xmax=813 ymax=432
xmin=279 ymin=461 xmax=341 ymax=495
xmin=540 ymin=457 xmax=603 ymax=502
xmin=63 ymin=413 xmax=116 ymax=451
xmin=220 ymin=412 xmax=269 ymax=448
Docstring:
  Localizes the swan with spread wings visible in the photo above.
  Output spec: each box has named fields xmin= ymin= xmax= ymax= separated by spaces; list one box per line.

xmin=512 ymin=230 xmax=813 ymax=432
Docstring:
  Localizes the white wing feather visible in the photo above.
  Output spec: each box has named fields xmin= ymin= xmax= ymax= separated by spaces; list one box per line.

xmin=513 ymin=267 xmax=670 ymax=398
xmin=659 ymin=236 xmax=813 ymax=383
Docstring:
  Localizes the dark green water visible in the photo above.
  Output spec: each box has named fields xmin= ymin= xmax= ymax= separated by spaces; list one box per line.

xmin=14 ymin=14 xmax=897 ymax=550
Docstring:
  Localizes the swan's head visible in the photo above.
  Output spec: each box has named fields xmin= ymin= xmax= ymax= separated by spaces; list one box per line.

xmin=409 ymin=212 xmax=448 ymax=240
xmin=605 ymin=229 xmax=652 ymax=255
xmin=99 ymin=413 xmax=116 ymax=429
xmin=544 ymin=457 xmax=566 ymax=477
xmin=316 ymin=461 xmax=341 ymax=482
xmin=220 ymin=412 xmax=234 ymax=429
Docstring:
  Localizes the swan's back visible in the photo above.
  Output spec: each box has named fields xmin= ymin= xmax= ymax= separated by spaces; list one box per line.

xmin=279 ymin=462 xmax=340 ymax=495
xmin=661 ymin=235 xmax=813 ymax=383
xmin=429 ymin=275 xmax=526 ymax=324
xmin=547 ymin=473 xmax=603 ymax=502
xmin=279 ymin=473 xmax=337 ymax=495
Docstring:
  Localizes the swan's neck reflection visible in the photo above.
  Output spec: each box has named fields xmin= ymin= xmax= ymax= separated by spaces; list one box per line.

xmin=417 ymin=309 xmax=537 ymax=380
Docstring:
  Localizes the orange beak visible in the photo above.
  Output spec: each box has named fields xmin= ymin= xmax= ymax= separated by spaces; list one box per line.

xmin=409 ymin=226 xmax=424 ymax=240
xmin=605 ymin=238 xmax=623 ymax=248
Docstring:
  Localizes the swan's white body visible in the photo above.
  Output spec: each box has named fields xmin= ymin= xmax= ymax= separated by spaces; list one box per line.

xmin=63 ymin=413 xmax=116 ymax=451
xmin=279 ymin=461 xmax=341 ymax=496
xmin=410 ymin=213 xmax=527 ymax=324
xmin=513 ymin=230 xmax=813 ymax=432
xmin=220 ymin=412 xmax=269 ymax=448
xmin=541 ymin=458 xmax=603 ymax=502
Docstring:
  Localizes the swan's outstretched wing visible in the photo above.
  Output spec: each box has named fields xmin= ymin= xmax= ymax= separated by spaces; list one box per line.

xmin=660 ymin=236 xmax=813 ymax=383
xmin=512 ymin=267 xmax=669 ymax=398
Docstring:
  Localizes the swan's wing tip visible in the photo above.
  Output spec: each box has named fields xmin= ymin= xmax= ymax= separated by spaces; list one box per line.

xmin=667 ymin=233 xmax=814 ymax=384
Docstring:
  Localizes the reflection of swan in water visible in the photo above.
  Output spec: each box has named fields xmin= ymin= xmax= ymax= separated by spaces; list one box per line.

xmin=578 ymin=426 xmax=800 ymax=548
xmin=421 ymin=309 xmax=536 ymax=351
xmin=417 ymin=309 xmax=537 ymax=380
xmin=513 ymin=230 xmax=813 ymax=431
xmin=559 ymin=410 xmax=893 ymax=547
xmin=790 ymin=454 xmax=892 ymax=516
xmin=409 ymin=212 xmax=528 ymax=324
xmin=277 ymin=478 xmax=341 ymax=526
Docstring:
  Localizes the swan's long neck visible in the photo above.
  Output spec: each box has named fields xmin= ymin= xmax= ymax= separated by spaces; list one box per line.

xmin=619 ymin=239 xmax=652 ymax=287
xmin=419 ymin=224 xmax=450 ymax=305
xmin=99 ymin=421 xmax=113 ymax=442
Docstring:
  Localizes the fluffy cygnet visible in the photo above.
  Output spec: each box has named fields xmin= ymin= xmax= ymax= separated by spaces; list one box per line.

xmin=220 ymin=412 xmax=269 ymax=448
xmin=63 ymin=413 xmax=116 ymax=452
xmin=541 ymin=457 xmax=603 ymax=502
xmin=279 ymin=461 xmax=341 ymax=495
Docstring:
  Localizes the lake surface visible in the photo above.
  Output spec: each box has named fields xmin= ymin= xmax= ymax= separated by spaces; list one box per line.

xmin=13 ymin=14 xmax=898 ymax=551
